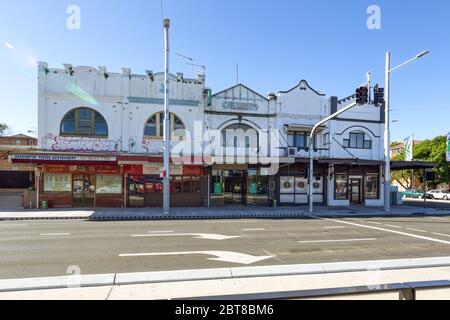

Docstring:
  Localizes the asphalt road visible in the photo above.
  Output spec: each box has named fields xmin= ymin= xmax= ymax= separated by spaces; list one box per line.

xmin=2 ymin=215 xmax=450 ymax=279
xmin=404 ymin=198 xmax=450 ymax=210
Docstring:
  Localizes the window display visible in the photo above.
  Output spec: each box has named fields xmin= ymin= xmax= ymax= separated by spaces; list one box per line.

xmin=44 ymin=174 xmax=72 ymax=192
xmin=335 ymin=174 xmax=348 ymax=200
xmin=365 ymin=174 xmax=379 ymax=199
xmin=96 ymin=175 xmax=122 ymax=194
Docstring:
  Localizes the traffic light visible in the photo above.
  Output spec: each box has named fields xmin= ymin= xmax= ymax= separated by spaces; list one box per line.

xmin=373 ymin=85 xmax=385 ymax=107
xmin=356 ymin=86 xmax=369 ymax=105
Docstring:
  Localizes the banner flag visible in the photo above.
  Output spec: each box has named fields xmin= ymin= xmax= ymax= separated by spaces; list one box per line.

xmin=404 ymin=135 xmax=414 ymax=162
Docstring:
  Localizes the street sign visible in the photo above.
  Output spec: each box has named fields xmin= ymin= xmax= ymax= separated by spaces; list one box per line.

xmin=160 ymin=167 xmax=167 ymax=178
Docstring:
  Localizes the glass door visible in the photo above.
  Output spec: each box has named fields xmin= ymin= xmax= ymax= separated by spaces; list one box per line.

xmin=350 ymin=178 xmax=363 ymax=204
xmin=128 ymin=176 xmax=145 ymax=207
xmin=73 ymin=175 xmax=95 ymax=207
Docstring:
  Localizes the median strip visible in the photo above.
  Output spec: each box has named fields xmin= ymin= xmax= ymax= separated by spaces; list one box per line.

xmin=3 ymin=256 xmax=450 ymax=293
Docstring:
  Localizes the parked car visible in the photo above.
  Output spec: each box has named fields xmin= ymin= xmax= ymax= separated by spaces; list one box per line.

xmin=402 ymin=189 xmax=426 ymax=199
xmin=426 ymin=190 xmax=450 ymax=200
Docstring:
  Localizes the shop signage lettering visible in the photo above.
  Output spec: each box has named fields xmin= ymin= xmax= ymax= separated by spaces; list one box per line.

xmin=48 ymin=136 xmax=117 ymax=152
xmin=44 ymin=164 xmax=121 ymax=174
xmin=12 ymin=154 xmax=116 ymax=162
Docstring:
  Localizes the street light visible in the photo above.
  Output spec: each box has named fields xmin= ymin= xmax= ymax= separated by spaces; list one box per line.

xmin=163 ymin=18 xmax=171 ymax=215
xmin=384 ymin=50 xmax=430 ymax=212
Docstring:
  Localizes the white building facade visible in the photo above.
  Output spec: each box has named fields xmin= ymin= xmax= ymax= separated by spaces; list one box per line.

xmin=10 ymin=62 xmax=385 ymax=208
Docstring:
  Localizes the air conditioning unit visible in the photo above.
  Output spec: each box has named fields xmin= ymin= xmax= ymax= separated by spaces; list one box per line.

xmin=288 ymin=147 xmax=298 ymax=157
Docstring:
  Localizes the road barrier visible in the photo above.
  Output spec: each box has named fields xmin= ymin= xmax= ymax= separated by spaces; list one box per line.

xmin=182 ymin=280 xmax=450 ymax=300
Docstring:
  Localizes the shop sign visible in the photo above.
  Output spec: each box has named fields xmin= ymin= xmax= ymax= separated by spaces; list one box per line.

xmin=143 ymin=163 xmax=183 ymax=175
xmin=44 ymin=164 xmax=121 ymax=175
xmin=11 ymin=154 xmax=116 ymax=162
xmin=214 ymin=182 xmax=223 ymax=194
xmin=123 ymin=164 xmax=144 ymax=175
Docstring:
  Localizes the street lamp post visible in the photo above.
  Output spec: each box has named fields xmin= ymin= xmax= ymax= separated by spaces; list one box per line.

xmin=384 ymin=50 xmax=429 ymax=213
xmin=163 ymin=18 xmax=171 ymax=215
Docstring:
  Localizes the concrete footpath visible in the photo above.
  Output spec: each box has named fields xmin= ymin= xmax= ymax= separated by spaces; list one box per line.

xmin=1 ymin=257 xmax=450 ymax=300
xmin=1 ymin=205 xmax=449 ymax=221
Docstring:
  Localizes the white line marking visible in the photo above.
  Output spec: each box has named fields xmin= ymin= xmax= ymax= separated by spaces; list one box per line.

xmin=0 ymin=224 xmax=27 ymax=227
xmin=324 ymin=226 xmax=346 ymax=229
xmin=385 ymin=224 xmax=403 ymax=229
xmin=432 ymin=233 xmax=450 ymax=238
xmin=368 ymin=222 xmax=383 ymax=225
xmin=322 ymin=218 xmax=450 ymax=245
xmin=147 ymin=231 xmax=174 ymax=234
xmin=242 ymin=228 xmax=265 ymax=231
xmin=40 ymin=233 xmax=71 ymax=236
xmin=298 ymin=238 xmax=377 ymax=244
xmin=119 ymin=251 xmax=274 ymax=265
xmin=406 ymin=228 xmax=428 ymax=233
xmin=133 ymin=233 xmax=242 ymax=241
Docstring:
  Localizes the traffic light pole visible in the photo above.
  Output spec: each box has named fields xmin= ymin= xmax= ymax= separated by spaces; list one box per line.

xmin=308 ymin=100 xmax=358 ymax=214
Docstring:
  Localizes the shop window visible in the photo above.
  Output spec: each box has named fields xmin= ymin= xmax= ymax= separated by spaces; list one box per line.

xmin=144 ymin=112 xmax=186 ymax=140
xmin=60 ymin=108 xmax=108 ymax=137
xmin=96 ymin=175 xmax=122 ymax=194
xmin=335 ymin=174 xmax=348 ymax=200
xmin=44 ymin=174 xmax=72 ymax=193
xmin=365 ymin=174 xmax=379 ymax=199
xmin=343 ymin=132 xmax=372 ymax=149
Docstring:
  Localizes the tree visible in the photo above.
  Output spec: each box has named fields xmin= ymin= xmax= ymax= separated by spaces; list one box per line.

xmin=392 ymin=136 xmax=450 ymax=189
xmin=0 ymin=123 xmax=9 ymax=136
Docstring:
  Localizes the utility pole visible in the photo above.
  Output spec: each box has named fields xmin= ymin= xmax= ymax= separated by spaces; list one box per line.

xmin=163 ymin=18 xmax=171 ymax=215
xmin=384 ymin=51 xmax=391 ymax=212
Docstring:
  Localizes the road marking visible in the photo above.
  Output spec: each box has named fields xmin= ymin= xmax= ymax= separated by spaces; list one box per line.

xmin=385 ymin=224 xmax=403 ymax=229
xmin=432 ymin=233 xmax=450 ymax=238
xmin=324 ymin=226 xmax=346 ymax=229
xmin=242 ymin=228 xmax=265 ymax=231
xmin=119 ymin=251 xmax=274 ymax=265
xmin=368 ymin=222 xmax=383 ymax=225
xmin=0 ymin=224 xmax=27 ymax=227
xmin=40 ymin=233 xmax=71 ymax=236
xmin=132 ymin=233 xmax=242 ymax=241
xmin=322 ymin=218 xmax=450 ymax=245
xmin=298 ymin=238 xmax=376 ymax=244
xmin=406 ymin=228 xmax=428 ymax=233
xmin=147 ymin=231 xmax=174 ymax=234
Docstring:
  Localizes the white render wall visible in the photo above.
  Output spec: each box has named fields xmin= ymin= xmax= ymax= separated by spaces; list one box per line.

xmin=37 ymin=62 xmax=385 ymax=163
xmin=37 ymin=63 xmax=205 ymax=154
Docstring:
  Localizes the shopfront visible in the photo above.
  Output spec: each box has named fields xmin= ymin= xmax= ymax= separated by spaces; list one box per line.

xmin=41 ymin=164 xmax=123 ymax=208
xmin=277 ymin=162 xmax=327 ymax=206
xmin=125 ymin=163 xmax=205 ymax=208
xmin=209 ymin=165 xmax=272 ymax=207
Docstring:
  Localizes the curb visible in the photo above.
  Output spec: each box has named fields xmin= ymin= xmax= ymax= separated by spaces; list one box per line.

xmin=2 ymin=256 xmax=450 ymax=293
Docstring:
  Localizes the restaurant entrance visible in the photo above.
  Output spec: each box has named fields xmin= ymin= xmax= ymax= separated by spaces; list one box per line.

xmin=73 ymin=174 xmax=96 ymax=207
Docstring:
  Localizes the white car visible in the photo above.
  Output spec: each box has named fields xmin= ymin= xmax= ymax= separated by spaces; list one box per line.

xmin=426 ymin=190 xmax=450 ymax=200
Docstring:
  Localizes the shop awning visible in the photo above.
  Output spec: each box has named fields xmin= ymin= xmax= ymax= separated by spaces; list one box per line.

xmin=9 ymin=152 xmax=117 ymax=165
xmin=318 ymin=158 xmax=385 ymax=166
xmin=391 ymin=161 xmax=436 ymax=170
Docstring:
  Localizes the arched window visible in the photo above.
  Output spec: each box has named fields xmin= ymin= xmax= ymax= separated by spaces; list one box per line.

xmin=60 ymin=108 xmax=108 ymax=137
xmin=144 ymin=112 xmax=186 ymax=140
xmin=343 ymin=131 xmax=372 ymax=149
xmin=221 ymin=123 xmax=259 ymax=148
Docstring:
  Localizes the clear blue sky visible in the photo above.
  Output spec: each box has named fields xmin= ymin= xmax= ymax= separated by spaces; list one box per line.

xmin=1 ymin=0 xmax=449 ymax=141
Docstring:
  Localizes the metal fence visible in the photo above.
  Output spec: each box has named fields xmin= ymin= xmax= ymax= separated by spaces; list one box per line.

xmin=181 ymin=280 xmax=450 ymax=300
